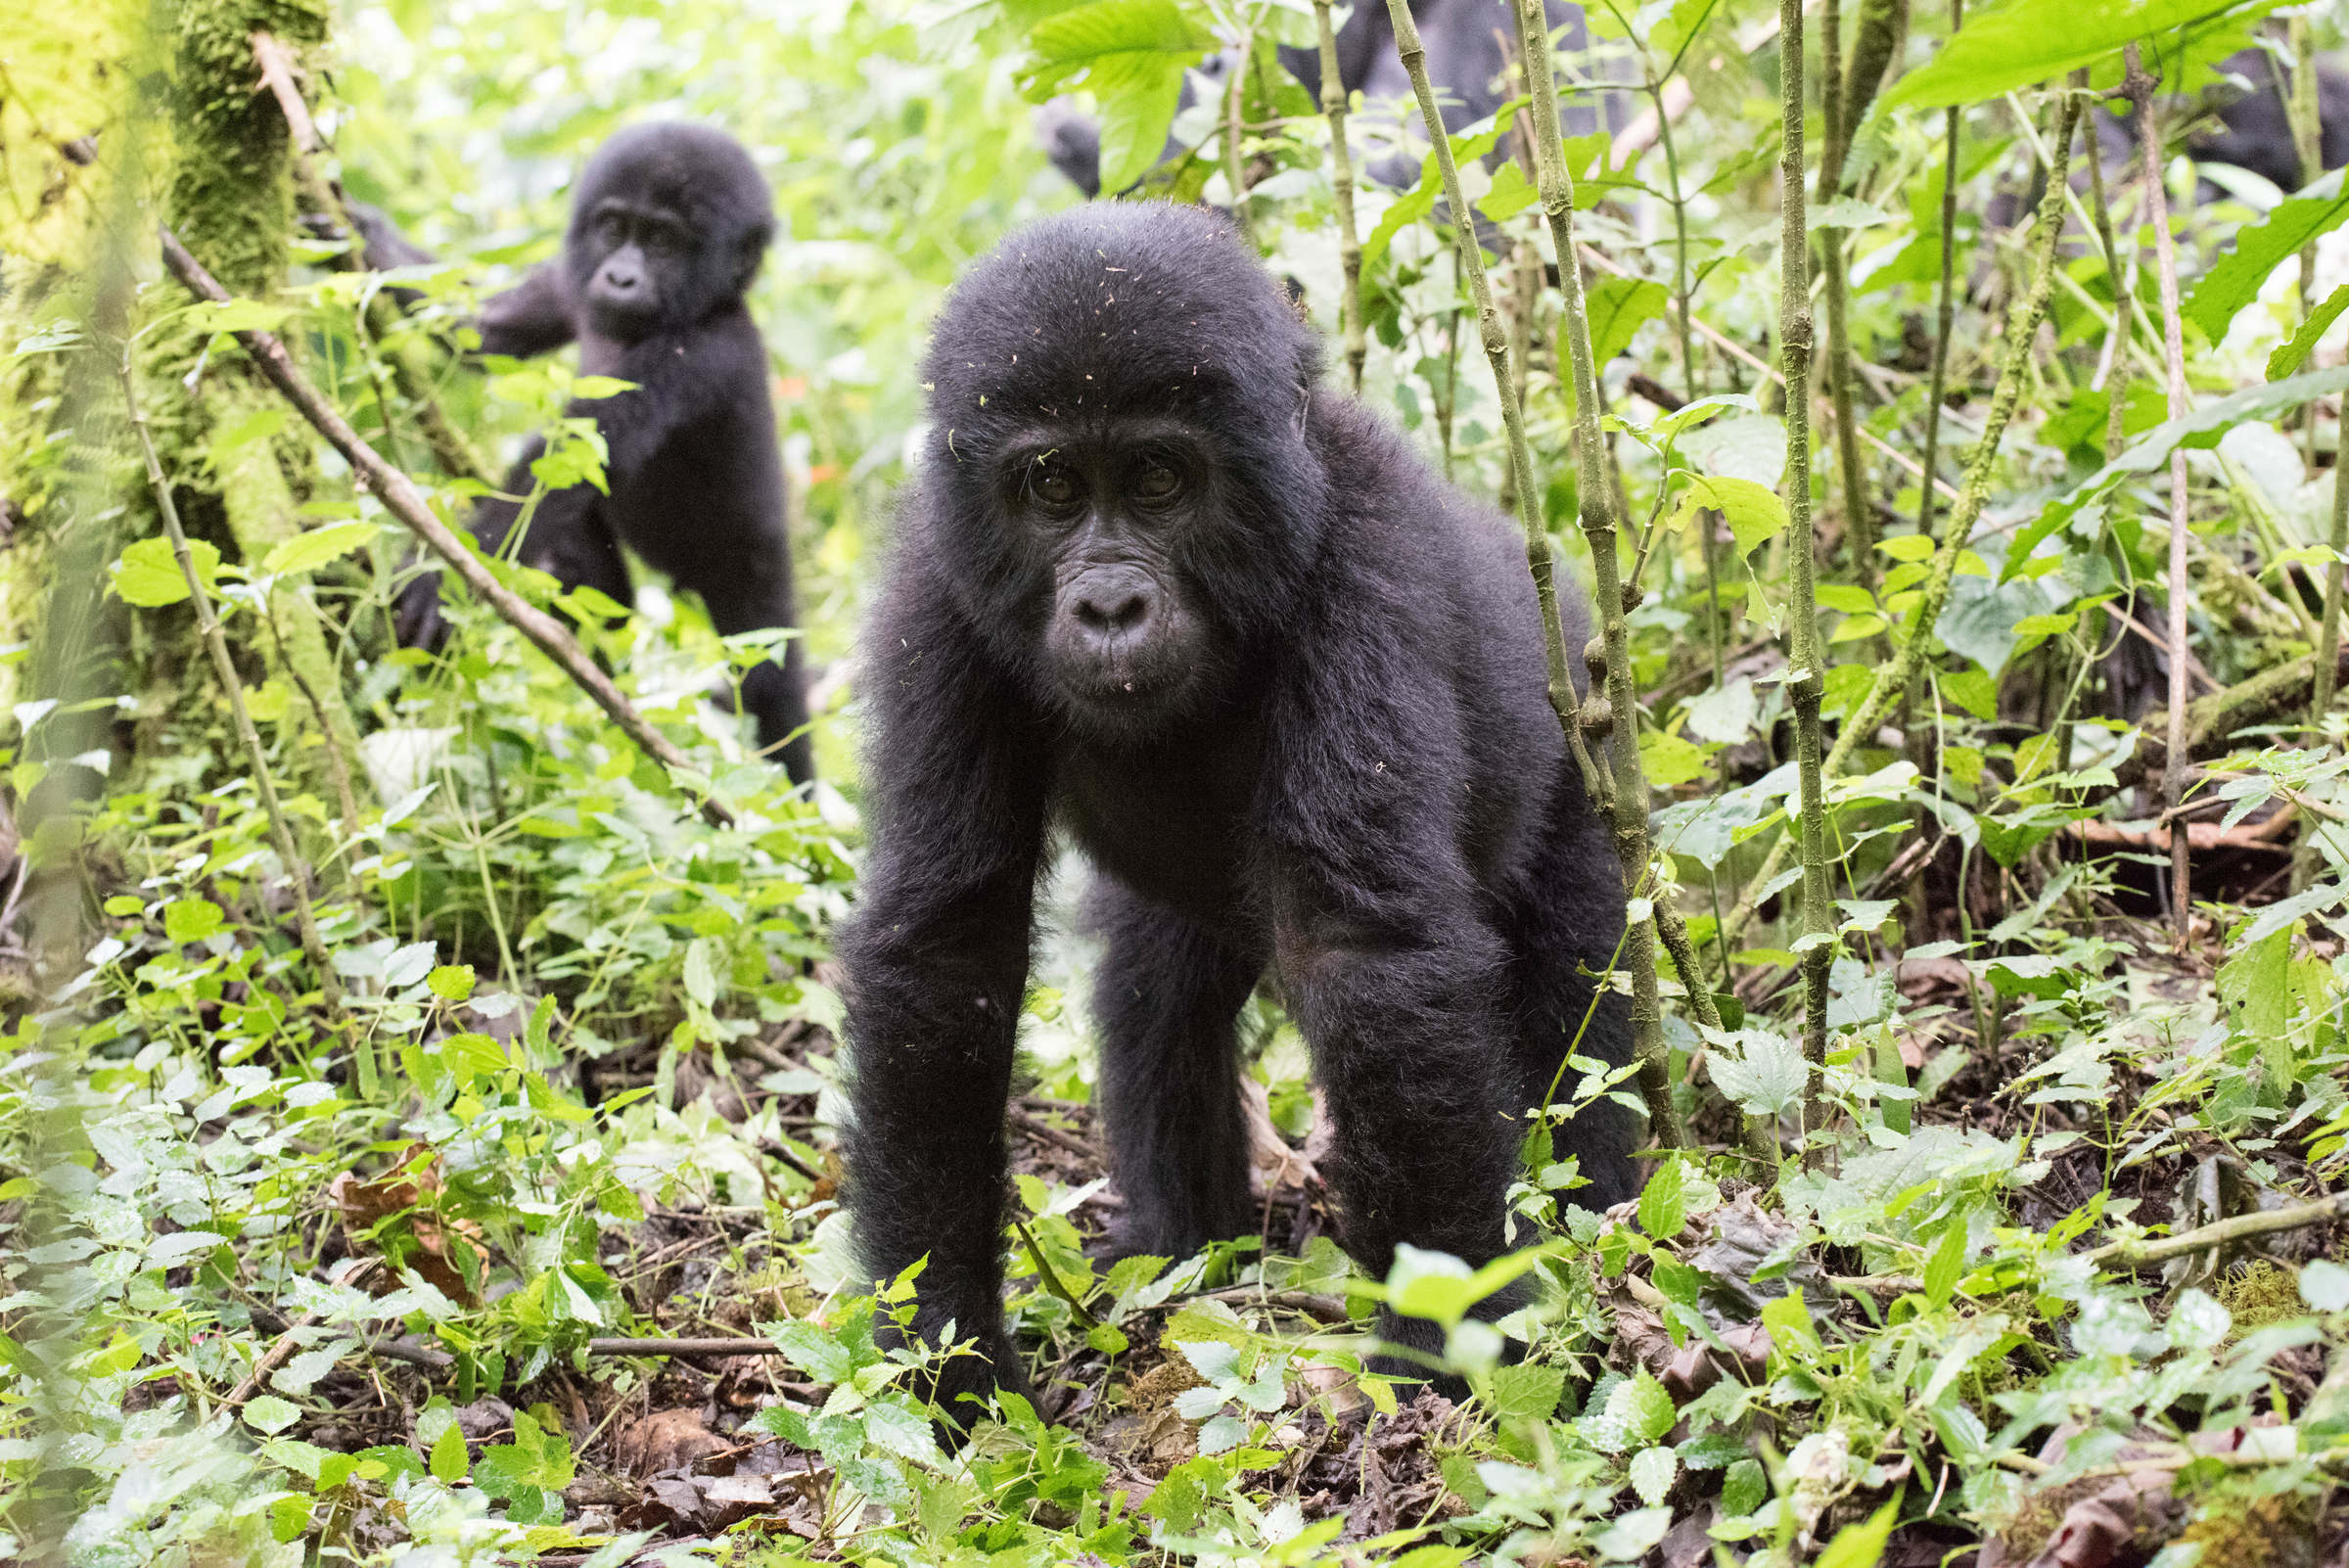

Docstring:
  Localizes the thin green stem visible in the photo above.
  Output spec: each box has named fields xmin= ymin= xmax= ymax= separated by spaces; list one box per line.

xmin=1313 ymin=0 xmax=1366 ymax=392
xmin=1384 ymin=0 xmax=1683 ymax=1150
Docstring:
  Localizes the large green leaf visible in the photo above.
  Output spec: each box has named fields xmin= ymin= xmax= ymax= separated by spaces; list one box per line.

xmin=1020 ymin=0 xmax=1217 ymax=194
xmin=1883 ymin=0 xmax=2268 ymax=111
xmin=2185 ymin=170 xmax=2349 ymax=343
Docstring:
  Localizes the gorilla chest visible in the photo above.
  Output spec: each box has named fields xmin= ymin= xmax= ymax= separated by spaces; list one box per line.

xmin=1054 ymin=738 xmax=1259 ymax=916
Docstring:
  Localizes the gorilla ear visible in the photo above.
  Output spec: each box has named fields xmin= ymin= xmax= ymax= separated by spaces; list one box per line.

xmin=732 ymin=221 xmax=773 ymax=295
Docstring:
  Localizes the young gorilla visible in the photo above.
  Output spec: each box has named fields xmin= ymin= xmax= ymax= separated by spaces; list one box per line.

xmin=390 ymin=123 xmax=815 ymax=784
xmin=843 ymin=203 xmax=1639 ymax=1424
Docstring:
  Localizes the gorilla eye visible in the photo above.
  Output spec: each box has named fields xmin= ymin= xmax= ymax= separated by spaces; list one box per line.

xmin=1029 ymin=461 xmax=1079 ymax=509
xmin=1131 ymin=462 xmax=1181 ymax=505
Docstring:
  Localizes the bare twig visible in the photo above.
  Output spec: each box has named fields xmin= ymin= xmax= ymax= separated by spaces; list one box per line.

xmin=2086 ymin=1191 xmax=2349 ymax=1268
xmin=1015 ymin=1219 xmax=1100 ymax=1327
xmin=157 ymin=227 xmax=734 ymax=830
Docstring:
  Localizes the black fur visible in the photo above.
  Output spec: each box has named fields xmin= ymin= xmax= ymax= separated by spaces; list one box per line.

xmin=841 ymin=203 xmax=1637 ymax=1425
xmin=393 ymin=123 xmax=814 ymax=784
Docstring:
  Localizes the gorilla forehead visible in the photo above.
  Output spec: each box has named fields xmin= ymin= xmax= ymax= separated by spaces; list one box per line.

xmin=575 ymin=121 xmax=772 ymax=233
xmin=924 ymin=204 xmax=1317 ymax=445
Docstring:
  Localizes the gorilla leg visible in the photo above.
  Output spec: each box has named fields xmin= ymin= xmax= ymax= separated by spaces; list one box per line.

xmin=1500 ymin=781 xmax=1643 ymax=1213
xmin=1087 ymin=883 xmax=1262 ymax=1258
xmin=392 ymin=442 xmax=632 ymax=650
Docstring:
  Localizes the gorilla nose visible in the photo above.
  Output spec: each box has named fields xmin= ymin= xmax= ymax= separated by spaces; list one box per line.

xmin=601 ymin=261 xmax=640 ymax=292
xmin=1070 ymin=570 xmax=1159 ymax=646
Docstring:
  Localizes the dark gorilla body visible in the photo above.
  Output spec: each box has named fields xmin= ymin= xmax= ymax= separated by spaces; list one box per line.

xmin=390 ymin=123 xmax=815 ymax=783
xmin=843 ymin=204 xmax=1637 ymax=1423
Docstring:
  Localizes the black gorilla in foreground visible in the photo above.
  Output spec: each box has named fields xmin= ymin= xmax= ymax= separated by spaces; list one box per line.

xmin=388 ymin=123 xmax=815 ymax=784
xmin=842 ymin=203 xmax=1637 ymax=1423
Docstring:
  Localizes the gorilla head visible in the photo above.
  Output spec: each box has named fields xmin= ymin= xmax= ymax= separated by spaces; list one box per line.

xmin=917 ymin=203 xmax=1331 ymax=738
xmin=564 ymin=121 xmax=774 ymax=342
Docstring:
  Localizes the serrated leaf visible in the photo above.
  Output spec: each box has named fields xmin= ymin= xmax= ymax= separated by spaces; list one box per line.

xmin=261 ymin=520 xmax=378 ymax=576
xmin=162 ymin=898 xmax=224 ymax=945
xmin=431 ymin=1421 xmax=469 ymax=1482
xmin=1637 ymin=1157 xmax=1689 ymax=1241
xmin=1708 ymin=1030 xmax=1808 ymax=1118
xmin=1605 ymin=1369 xmax=1676 ymax=1448
xmin=766 ymin=1319 xmax=857 ymax=1384
xmin=861 ymin=1398 xmax=944 ymax=1466
xmin=1818 ymin=1496 xmax=1901 ymax=1568
xmin=2269 ymin=284 xmax=2349 ymax=381
xmin=1586 ymin=277 xmax=1669 ymax=368
xmin=2186 ymin=172 xmax=2349 ymax=343
xmin=149 ymin=1230 xmax=228 ymax=1267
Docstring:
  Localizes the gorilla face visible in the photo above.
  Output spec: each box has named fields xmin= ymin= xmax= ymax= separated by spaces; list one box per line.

xmin=575 ymin=196 xmax=696 ymax=339
xmin=993 ymin=418 xmax=1229 ymax=733
xmin=562 ymin=122 xmax=774 ymax=345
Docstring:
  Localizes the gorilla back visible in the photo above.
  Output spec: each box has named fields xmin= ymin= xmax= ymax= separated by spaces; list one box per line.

xmin=394 ymin=123 xmax=815 ymax=783
xmin=843 ymin=203 xmax=1637 ymax=1421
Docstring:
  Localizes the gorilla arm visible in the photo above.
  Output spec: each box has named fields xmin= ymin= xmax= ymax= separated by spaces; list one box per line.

xmin=839 ymin=573 xmax=1055 ymax=1421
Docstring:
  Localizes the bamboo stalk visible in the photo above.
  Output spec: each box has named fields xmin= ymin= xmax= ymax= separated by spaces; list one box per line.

xmin=158 ymin=227 xmax=736 ymax=831
xmin=1382 ymin=0 xmax=1682 ymax=1149
xmin=1721 ymin=87 xmax=2083 ymax=951
xmin=119 ymin=352 xmax=344 ymax=1015
xmin=1313 ymin=0 xmax=1366 ymax=392
xmin=2125 ymin=45 xmax=2194 ymax=941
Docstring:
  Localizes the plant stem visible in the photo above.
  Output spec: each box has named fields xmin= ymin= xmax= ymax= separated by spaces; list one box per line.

xmin=2288 ymin=18 xmax=2323 ymax=463
xmin=2086 ymin=1190 xmax=2349 ymax=1269
xmin=159 ymin=226 xmax=736 ymax=830
xmin=1914 ymin=0 xmax=1962 ymax=541
xmin=1773 ymin=0 xmax=1836 ymax=1142
xmin=1223 ymin=23 xmax=1258 ymax=253
xmin=1507 ymin=0 xmax=1686 ymax=1151
xmin=1722 ymin=86 xmax=2082 ymax=952
xmin=1386 ymin=0 xmax=1682 ymax=1150
xmin=119 ymin=353 xmax=344 ymax=1016
xmin=2125 ymin=45 xmax=2194 ymax=941
xmin=1313 ymin=0 xmax=1366 ymax=392
xmin=2080 ymin=69 xmax=2131 ymax=466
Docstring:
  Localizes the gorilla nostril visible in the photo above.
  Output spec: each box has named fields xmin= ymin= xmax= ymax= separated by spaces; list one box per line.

xmin=1078 ymin=590 xmax=1150 ymax=633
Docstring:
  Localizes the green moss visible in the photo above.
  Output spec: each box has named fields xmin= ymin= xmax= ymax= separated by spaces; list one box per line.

xmin=2177 ymin=1491 xmax=2321 ymax=1568
xmin=2213 ymin=1262 xmax=2306 ymax=1336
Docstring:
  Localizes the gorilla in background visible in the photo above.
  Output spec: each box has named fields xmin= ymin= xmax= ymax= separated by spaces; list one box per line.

xmin=1044 ymin=0 xmax=1627 ymax=197
xmin=374 ymin=123 xmax=815 ymax=785
xmin=842 ymin=203 xmax=1638 ymax=1426
xmin=2187 ymin=46 xmax=2349 ymax=191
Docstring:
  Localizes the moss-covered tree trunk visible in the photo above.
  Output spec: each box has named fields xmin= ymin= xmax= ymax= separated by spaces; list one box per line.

xmin=151 ymin=0 xmax=367 ymax=817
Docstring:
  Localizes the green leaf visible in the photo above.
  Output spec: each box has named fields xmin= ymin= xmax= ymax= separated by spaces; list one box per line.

xmin=1884 ymin=0 xmax=2270 ymax=111
xmin=2301 ymin=1259 xmax=2349 ymax=1313
xmin=862 ymin=1398 xmax=945 ymax=1466
xmin=430 ymin=1421 xmax=469 ymax=1482
xmin=1628 ymin=1445 xmax=1677 ymax=1506
xmin=1020 ymin=0 xmax=1218 ymax=194
xmin=113 ymin=535 xmax=218 ymax=608
xmin=1485 ymin=1362 xmax=1564 ymax=1425
xmin=683 ymin=937 xmax=723 ymax=1010
xmin=1817 ymin=1496 xmax=1902 ymax=1568
xmin=1585 ymin=277 xmax=1669 ymax=368
xmin=1923 ymin=1221 xmax=1966 ymax=1308
xmin=1670 ymin=474 xmax=1788 ymax=555
xmin=1637 ymin=1156 xmax=1689 ymax=1241
xmin=2268 ymin=283 xmax=2349 ymax=381
xmin=767 ymin=1318 xmax=857 ymax=1384
xmin=1708 ymin=1030 xmax=1808 ymax=1118
xmin=427 ymin=964 xmax=476 ymax=1001
xmin=260 ymin=520 xmax=378 ymax=576
xmin=242 ymin=1395 xmax=300 ymax=1435
xmin=1475 ymin=161 xmax=1537 ymax=222
xmin=2185 ymin=172 xmax=2349 ymax=343
xmin=162 ymin=898 xmax=225 ymax=944
xmin=1721 ymin=1455 xmax=1768 ymax=1515
xmin=1604 ymin=1370 xmax=1677 ymax=1448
